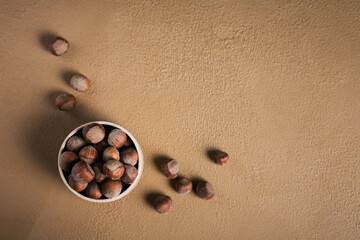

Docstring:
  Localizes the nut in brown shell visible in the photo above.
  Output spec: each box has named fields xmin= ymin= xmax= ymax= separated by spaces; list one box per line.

xmin=196 ymin=181 xmax=214 ymax=200
xmin=103 ymin=146 xmax=120 ymax=161
xmin=175 ymin=177 xmax=193 ymax=195
xmin=101 ymin=179 xmax=123 ymax=199
xmin=55 ymin=93 xmax=76 ymax=111
xmin=71 ymin=161 xmax=95 ymax=183
xmin=59 ymin=151 xmax=78 ymax=172
xmin=213 ymin=151 xmax=229 ymax=165
xmin=160 ymin=159 xmax=179 ymax=179
xmin=49 ymin=36 xmax=69 ymax=56
xmin=120 ymin=147 xmax=138 ymax=166
xmin=107 ymin=129 xmax=127 ymax=148
xmin=70 ymin=74 xmax=90 ymax=92
xmin=121 ymin=165 xmax=138 ymax=184
xmin=79 ymin=146 xmax=98 ymax=164
xmin=68 ymin=174 xmax=87 ymax=192
xmin=82 ymin=123 xmax=106 ymax=144
xmin=66 ymin=136 xmax=86 ymax=152
xmin=103 ymin=160 xmax=125 ymax=180
xmin=84 ymin=182 xmax=102 ymax=199
xmin=93 ymin=162 xmax=106 ymax=183
xmin=154 ymin=195 xmax=172 ymax=215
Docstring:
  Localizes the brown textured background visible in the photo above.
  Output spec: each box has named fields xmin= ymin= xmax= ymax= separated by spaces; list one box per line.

xmin=0 ymin=0 xmax=359 ymax=239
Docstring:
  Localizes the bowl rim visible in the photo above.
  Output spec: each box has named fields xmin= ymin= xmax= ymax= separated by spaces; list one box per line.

xmin=58 ymin=121 xmax=143 ymax=203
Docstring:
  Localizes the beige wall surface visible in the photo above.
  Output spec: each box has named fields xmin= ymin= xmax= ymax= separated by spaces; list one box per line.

xmin=0 ymin=0 xmax=359 ymax=239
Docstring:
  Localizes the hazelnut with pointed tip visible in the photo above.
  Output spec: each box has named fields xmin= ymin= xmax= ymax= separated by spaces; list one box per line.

xmin=70 ymin=74 xmax=90 ymax=92
xmin=161 ymin=159 xmax=179 ymax=179
xmin=103 ymin=160 xmax=125 ymax=180
xmin=71 ymin=161 xmax=95 ymax=183
xmin=103 ymin=146 xmax=120 ymax=161
xmin=175 ymin=177 xmax=192 ymax=195
xmin=121 ymin=165 xmax=138 ymax=184
xmin=93 ymin=162 xmax=106 ymax=183
xmin=66 ymin=136 xmax=86 ymax=152
xmin=213 ymin=151 xmax=229 ymax=165
xmin=154 ymin=195 xmax=172 ymax=215
xmin=49 ymin=37 xmax=69 ymax=56
xmin=68 ymin=174 xmax=88 ymax=192
xmin=82 ymin=123 xmax=106 ymax=144
xmin=79 ymin=146 xmax=98 ymax=164
xmin=107 ymin=129 xmax=127 ymax=148
xmin=196 ymin=181 xmax=214 ymax=200
xmin=59 ymin=151 xmax=78 ymax=172
xmin=84 ymin=182 xmax=102 ymax=199
xmin=101 ymin=179 xmax=123 ymax=199
xmin=120 ymin=147 xmax=138 ymax=166
xmin=56 ymin=93 xmax=76 ymax=111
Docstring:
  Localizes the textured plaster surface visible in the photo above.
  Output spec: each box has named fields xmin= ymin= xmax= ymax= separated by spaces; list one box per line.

xmin=0 ymin=0 xmax=359 ymax=239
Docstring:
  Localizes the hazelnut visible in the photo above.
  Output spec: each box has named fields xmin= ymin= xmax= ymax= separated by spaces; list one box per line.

xmin=55 ymin=93 xmax=76 ymax=111
xmin=121 ymin=165 xmax=138 ymax=184
xmin=120 ymin=147 xmax=138 ymax=166
xmin=66 ymin=136 xmax=86 ymax=152
xmin=160 ymin=159 xmax=179 ymax=179
xmin=93 ymin=162 xmax=106 ymax=183
xmin=79 ymin=146 xmax=98 ymax=164
xmin=196 ymin=181 xmax=214 ymax=200
xmin=71 ymin=160 xmax=95 ymax=183
xmin=107 ymin=129 xmax=127 ymax=148
xmin=174 ymin=177 xmax=192 ymax=195
xmin=70 ymin=74 xmax=90 ymax=92
xmin=49 ymin=37 xmax=69 ymax=56
xmin=59 ymin=151 xmax=78 ymax=172
xmin=213 ymin=151 xmax=229 ymax=165
xmin=103 ymin=160 xmax=125 ymax=180
xmin=84 ymin=182 xmax=102 ymax=199
xmin=68 ymin=174 xmax=87 ymax=192
xmin=101 ymin=179 xmax=123 ymax=199
xmin=82 ymin=123 xmax=106 ymax=144
xmin=103 ymin=146 xmax=120 ymax=161
xmin=154 ymin=195 xmax=172 ymax=215
xmin=93 ymin=140 xmax=108 ymax=155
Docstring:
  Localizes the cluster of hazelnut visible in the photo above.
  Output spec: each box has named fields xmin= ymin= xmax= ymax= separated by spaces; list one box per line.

xmin=153 ymin=151 xmax=229 ymax=215
xmin=49 ymin=36 xmax=89 ymax=110
xmin=59 ymin=123 xmax=139 ymax=199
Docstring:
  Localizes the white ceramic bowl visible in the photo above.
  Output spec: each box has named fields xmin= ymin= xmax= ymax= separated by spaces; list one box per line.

xmin=58 ymin=121 xmax=143 ymax=203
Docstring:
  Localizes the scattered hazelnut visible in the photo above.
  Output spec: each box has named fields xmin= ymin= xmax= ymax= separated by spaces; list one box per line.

xmin=213 ymin=151 xmax=229 ymax=165
xmin=84 ymin=182 xmax=102 ymax=199
xmin=196 ymin=181 xmax=214 ymax=200
xmin=120 ymin=147 xmax=138 ymax=166
xmin=93 ymin=140 xmax=108 ymax=155
xmin=82 ymin=123 xmax=106 ymax=144
xmin=93 ymin=162 xmax=106 ymax=183
xmin=107 ymin=129 xmax=127 ymax=148
xmin=68 ymin=174 xmax=87 ymax=192
xmin=59 ymin=151 xmax=78 ymax=172
xmin=55 ymin=93 xmax=76 ymax=111
xmin=79 ymin=146 xmax=98 ymax=164
xmin=174 ymin=177 xmax=192 ymax=195
xmin=71 ymin=160 xmax=95 ymax=183
xmin=154 ymin=195 xmax=172 ymax=215
xmin=49 ymin=37 xmax=69 ymax=56
xmin=121 ymin=165 xmax=138 ymax=184
xmin=70 ymin=74 xmax=90 ymax=92
xmin=66 ymin=136 xmax=86 ymax=152
xmin=103 ymin=160 xmax=125 ymax=180
xmin=101 ymin=179 xmax=123 ymax=199
xmin=160 ymin=159 xmax=179 ymax=179
xmin=103 ymin=146 xmax=120 ymax=161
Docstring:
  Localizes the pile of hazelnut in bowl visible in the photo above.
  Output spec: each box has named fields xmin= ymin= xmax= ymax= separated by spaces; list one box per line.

xmin=58 ymin=121 xmax=143 ymax=203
